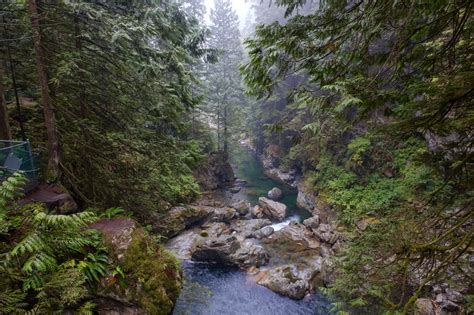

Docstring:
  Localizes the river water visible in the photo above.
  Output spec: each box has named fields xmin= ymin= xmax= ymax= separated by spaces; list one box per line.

xmin=172 ymin=146 xmax=332 ymax=315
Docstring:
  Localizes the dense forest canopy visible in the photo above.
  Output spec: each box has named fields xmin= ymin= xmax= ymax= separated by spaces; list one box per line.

xmin=0 ymin=0 xmax=472 ymax=314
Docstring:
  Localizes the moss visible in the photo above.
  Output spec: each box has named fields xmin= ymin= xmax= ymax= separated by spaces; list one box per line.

xmin=200 ymin=231 xmax=209 ymax=237
xmin=121 ymin=229 xmax=182 ymax=314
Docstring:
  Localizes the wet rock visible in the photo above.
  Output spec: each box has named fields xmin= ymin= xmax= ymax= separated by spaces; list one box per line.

xmin=231 ymin=200 xmax=251 ymax=216
xmin=253 ymin=226 xmax=274 ymax=239
xmin=303 ymin=215 xmax=320 ymax=229
xmin=231 ymin=219 xmax=272 ymax=239
xmin=258 ymin=197 xmax=287 ymax=221
xmin=191 ymin=235 xmax=240 ymax=265
xmin=165 ymin=229 xmax=203 ymax=260
xmin=414 ymin=298 xmax=435 ymax=315
xmin=251 ymin=205 xmax=264 ymax=218
xmin=257 ymin=266 xmax=308 ymax=299
xmin=268 ymin=187 xmax=283 ymax=201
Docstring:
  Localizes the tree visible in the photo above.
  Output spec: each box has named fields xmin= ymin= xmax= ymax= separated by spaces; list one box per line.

xmin=206 ymin=0 xmax=246 ymax=155
xmin=0 ymin=64 xmax=11 ymax=140
xmin=27 ymin=0 xmax=60 ymax=180
xmin=242 ymin=0 xmax=473 ymax=312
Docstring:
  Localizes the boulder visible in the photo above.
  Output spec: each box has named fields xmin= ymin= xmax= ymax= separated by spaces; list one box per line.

xmin=231 ymin=200 xmax=251 ymax=216
xmin=251 ymin=205 xmax=264 ymax=218
xmin=258 ymin=197 xmax=287 ymax=221
xmin=231 ymin=219 xmax=272 ymax=239
xmin=257 ymin=266 xmax=308 ymax=299
xmin=313 ymin=223 xmax=339 ymax=245
xmin=264 ymin=168 xmax=297 ymax=187
xmin=159 ymin=206 xmax=212 ymax=237
xmin=191 ymin=235 xmax=240 ymax=265
xmin=21 ymin=184 xmax=78 ymax=214
xmin=252 ymin=226 xmax=274 ymax=240
xmin=303 ymin=215 xmax=320 ymax=229
xmin=229 ymin=186 xmax=241 ymax=193
xmin=414 ymin=298 xmax=435 ymax=315
xmin=264 ymin=222 xmax=320 ymax=256
xmin=90 ymin=219 xmax=136 ymax=260
xmin=267 ymin=187 xmax=283 ymax=200
xmin=230 ymin=239 xmax=269 ymax=268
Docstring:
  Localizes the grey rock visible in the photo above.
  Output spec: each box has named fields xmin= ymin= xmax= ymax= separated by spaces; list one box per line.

xmin=229 ymin=186 xmax=241 ymax=193
xmin=209 ymin=207 xmax=238 ymax=223
xmin=231 ymin=240 xmax=269 ymax=268
xmin=296 ymin=184 xmax=316 ymax=212
xmin=258 ymin=197 xmax=287 ymax=221
xmin=257 ymin=266 xmax=308 ymax=299
xmin=303 ymin=215 xmax=320 ymax=229
xmin=231 ymin=219 xmax=272 ymax=239
xmin=231 ymin=200 xmax=251 ymax=216
xmin=268 ymin=187 xmax=283 ymax=200
xmin=191 ymin=235 xmax=240 ymax=265
xmin=253 ymin=226 xmax=274 ymax=239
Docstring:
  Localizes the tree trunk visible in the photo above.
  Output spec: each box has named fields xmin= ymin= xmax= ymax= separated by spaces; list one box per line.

xmin=223 ymin=103 xmax=228 ymax=155
xmin=28 ymin=0 xmax=60 ymax=180
xmin=0 ymin=64 xmax=12 ymax=140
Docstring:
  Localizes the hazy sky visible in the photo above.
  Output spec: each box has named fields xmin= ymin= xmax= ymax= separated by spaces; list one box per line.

xmin=204 ymin=0 xmax=252 ymax=29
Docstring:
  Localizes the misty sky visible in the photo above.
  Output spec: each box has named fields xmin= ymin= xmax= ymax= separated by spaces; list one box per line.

xmin=204 ymin=0 xmax=252 ymax=29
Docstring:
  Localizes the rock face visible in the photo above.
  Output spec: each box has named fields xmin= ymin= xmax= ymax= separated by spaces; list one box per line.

xmin=258 ymin=197 xmax=287 ymax=220
xmin=231 ymin=218 xmax=272 ymax=238
xmin=267 ymin=187 xmax=283 ymax=200
xmin=296 ymin=183 xmax=316 ymax=213
xmin=193 ymin=152 xmax=234 ymax=190
xmin=264 ymin=168 xmax=298 ymax=187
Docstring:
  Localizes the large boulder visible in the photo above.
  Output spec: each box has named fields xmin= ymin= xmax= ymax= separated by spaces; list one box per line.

xmin=92 ymin=221 xmax=182 ymax=315
xmin=191 ymin=235 xmax=240 ymax=265
xmin=165 ymin=229 xmax=203 ymax=260
xmin=258 ymin=197 xmax=287 ymax=221
xmin=267 ymin=187 xmax=283 ymax=201
xmin=90 ymin=219 xmax=136 ymax=260
xmin=263 ymin=222 xmax=320 ymax=257
xmin=257 ymin=266 xmax=308 ymax=299
xmin=159 ymin=206 xmax=212 ymax=237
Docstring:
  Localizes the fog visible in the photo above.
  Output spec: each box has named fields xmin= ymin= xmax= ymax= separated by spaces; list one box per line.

xmin=204 ymin=0 xmax=252 ymax=29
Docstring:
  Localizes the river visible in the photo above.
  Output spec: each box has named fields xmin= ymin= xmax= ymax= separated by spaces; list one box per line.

xmin=172 ymin=146 xmax=333 ymax=315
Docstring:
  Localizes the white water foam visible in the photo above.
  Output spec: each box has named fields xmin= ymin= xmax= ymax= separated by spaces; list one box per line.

xmin=270 ymin=214 xmax=301 ymax=231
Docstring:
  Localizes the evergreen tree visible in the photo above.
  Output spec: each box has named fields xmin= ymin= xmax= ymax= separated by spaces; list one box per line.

xmin=243 ymin=0 xmax=473 ymax=312
xmin=206 ymin=0 xmax=246 ymax=154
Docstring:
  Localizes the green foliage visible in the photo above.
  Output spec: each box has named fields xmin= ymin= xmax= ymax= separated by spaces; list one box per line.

xmin=0 ymin=174 xmax=111 ymax=312
xmin=242 ymin=0 xmax=473 ymax=312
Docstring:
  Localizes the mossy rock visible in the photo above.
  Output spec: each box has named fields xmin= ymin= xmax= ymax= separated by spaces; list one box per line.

xmin=99 ymin=228 xmax=183 ymax=314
